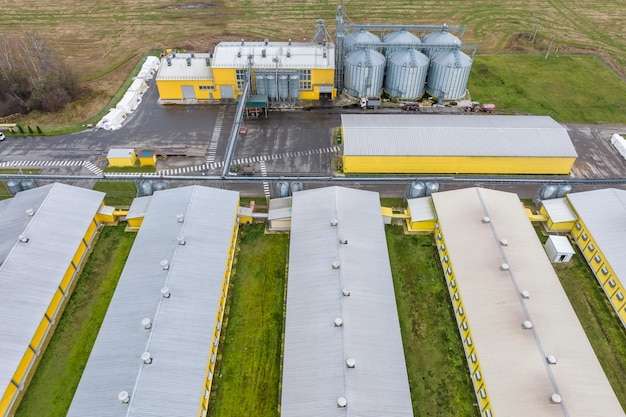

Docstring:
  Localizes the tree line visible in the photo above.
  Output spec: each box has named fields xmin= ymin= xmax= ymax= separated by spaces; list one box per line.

xmin=0 ymin=32 xmax=79 ymax=116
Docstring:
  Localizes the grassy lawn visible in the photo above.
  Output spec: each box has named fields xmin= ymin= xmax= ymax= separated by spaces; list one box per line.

xmin=469 ymin=54 xmax=626 ymax=124
xmin=209 ymin=224 xmax=288 ymax=417
xmin=385 ymin=226 xmax=478 ymax=417
xmin=93 ymin=181 xmax=137 ymax=206
xmin=0 ymin=182 xmax=11 ymax=200
xmin=15 ymin=224 xmax=136 ymax=417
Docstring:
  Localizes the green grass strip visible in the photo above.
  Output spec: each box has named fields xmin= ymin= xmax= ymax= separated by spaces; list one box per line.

xmin=93 ymin=181 xmax=137 ymax=207
xmin=15 ymin=224 xmax=136 ymax=417
xmin=386 ymin=226 xmax=479 ymax=417
xmin=209 ymin=224 xmax=288 ymax=417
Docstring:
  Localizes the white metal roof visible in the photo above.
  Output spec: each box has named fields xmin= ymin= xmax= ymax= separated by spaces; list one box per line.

xmin=0 ymin=183 xmax=104 ymax=396
xmin=156 ymin=53 xmax=214 ymax=81
xmin=546 ymin=235 xmax=575 ymax=254
xmin=106 ymin=148 xmax=135 ymax=159
xmin=281 ymin=186 xmax=413 ymax=417
xmin=567 ymin=188 xmax=626 ymax=283
xmin=541 ymin=198 xmax=578 ymax=223
xmin=407 ymin=196 xmax=436 ymax=222
xmin=125 ymin=195 xmax=152 ymax=220
xmin=212 ymin=41 xmax=334 ymax=70
xmin=267 ymin=196 xmax=292 ymax=221
xmin=431 ymin=187 xmax=624 ymax=417
xmin=67 ymin=185 xmax=239 ymax=417
xmin=341 ymin=115 xmax=578 ymax=157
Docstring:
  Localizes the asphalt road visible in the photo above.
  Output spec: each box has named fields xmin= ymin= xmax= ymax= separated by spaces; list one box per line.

xmin=1 ymin=81 xmax=626 ymax=198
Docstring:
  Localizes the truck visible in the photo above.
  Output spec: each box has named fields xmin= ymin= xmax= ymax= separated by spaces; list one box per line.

xmin=360 ymin=97 xmax=381 ymax=109
xmin=480 ymin=103 xmax=496 ymax=113
xmin=402 ymin=102 xmax=420 ymax=111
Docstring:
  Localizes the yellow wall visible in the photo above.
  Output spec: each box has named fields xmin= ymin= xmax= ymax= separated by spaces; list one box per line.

xmin=127 ymin=217 xmax=143 ymax=229
xmin=343 ymin=155 xmax=576 ymax=175
xmin=407 ymin=219 xmax=437 ymax=233
xmin=157 ymin=79 xmax=218 ymax=100
xmin=108 ymin=152 xmax=137 ymax=167
xmin=158 ymin=67 xmax=335 ymax=102
xmin=197 ymin=201 xmax=240 ymax=417
xmin=435 ymin=224 xmax=493 ymax=416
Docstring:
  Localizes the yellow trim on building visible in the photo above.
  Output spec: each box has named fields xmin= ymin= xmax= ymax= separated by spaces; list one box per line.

xmin=343 ymin=155 xmax=576 ymax=175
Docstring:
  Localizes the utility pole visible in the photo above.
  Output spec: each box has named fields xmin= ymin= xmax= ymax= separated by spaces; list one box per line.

xmin=531 ymin=20 xmax=540 ymax=43
xmin=545 ymin=36 xmax=556 ymax=59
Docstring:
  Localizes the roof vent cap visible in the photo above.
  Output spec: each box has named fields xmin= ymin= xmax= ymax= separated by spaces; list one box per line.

xmin=18 ymin=235 xmax=29 ymax=243
xmin=160 ymin=287 xmax=171 ymax=298
xmin=342 ymin=288 xmax=350 ymax=296
xmin=550 ymin=393 xmax=562 ymax=404
xmin=500 ymin=263 xmax=510 ymax=271
xmin=332 ymin=261 xmax=340 ymax=269
xmin=160 ymin=259 xmax=169 ymax=270
xmin=500 ymin=238 xmax=508 ymax=246
xmin=337 ymin=397 xmax=347 ymax=408
xmin=339 ymin=237 xmax=348 ymax=244
xmin=334 ymin=317 xmax=343 ymax=327
xmin=177 ymin=235 xmax=186 ymax=245
xmin=26 ymin=208 xmax=34 ymax=216
xmin=330 ymin=219 xmax=338 ymax=226
xmin=522 ymin=320 xmax=533 ymax=329
xmin=547 ymin=355 xmax=557 ymax=365
xmin=141 ymin=352 xmax=152 ymax=364
xmin=177 ymin=213 xmax=184 ymax=223
xmin=346 ymin=358 xmax=356 ymax=368
xmin=118 ymin=391 xmax=130 ymax=404
xmin=141 ymin=317 xmax=152 ymax=329
xmin=521 ymin=290 xmax=530 ymax=299
xmin=482 ymin=216 xmax=491 ymax=223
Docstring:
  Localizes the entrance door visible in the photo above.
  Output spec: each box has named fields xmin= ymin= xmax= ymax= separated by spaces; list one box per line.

xmin=220 ymin=85 xmax=234 ymax=99
xmin=181 ymin=86 xmax=196 ymax=99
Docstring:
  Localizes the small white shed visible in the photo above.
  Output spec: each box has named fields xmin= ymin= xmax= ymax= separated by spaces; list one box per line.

xmin=544 ymin=235 xmax=575 ymax=263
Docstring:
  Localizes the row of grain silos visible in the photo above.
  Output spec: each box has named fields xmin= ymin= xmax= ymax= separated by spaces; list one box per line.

xmin=343 ymin=28 xmax=472 ymax=101
xmin=256 ymin=73 xmax=300 ymax=101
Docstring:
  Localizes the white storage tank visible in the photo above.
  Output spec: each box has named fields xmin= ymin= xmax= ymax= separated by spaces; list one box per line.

xmin=384 ymin=49 xmax=429 ymax=100
xmin=266 ymin=74 xmax=276 ymax=100
xmin=344 ymin=29 xmax=380 ymax=51
xmin=423 ymin=26 xmax=461 ymax=57
xmin=383 ymin=29 xmax=421 ymax=56
xmin=278 ymin=75 xmax=289 ymax=100
xmin=289 ymin=74 xmax=300 ymax=100
xmin=344 ymin=48 xmax=386 ymax=98
xmin=256 ymin=74 xmax=266 ymax=96
xmin=426 ymin=49 xmax=472 ymax=100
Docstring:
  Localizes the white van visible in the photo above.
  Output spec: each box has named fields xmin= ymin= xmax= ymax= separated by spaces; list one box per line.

xmin=0 ymin=132 xmax=5 ymax=141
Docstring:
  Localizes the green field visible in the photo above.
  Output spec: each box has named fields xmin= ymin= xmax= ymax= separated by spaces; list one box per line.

xmin=1 ymin=0 xmax=625 ymax=127
xmin=93 ymin=181 xmax=138 ymax=207
xmin=15 ymin=225 xmax=136 ymax=417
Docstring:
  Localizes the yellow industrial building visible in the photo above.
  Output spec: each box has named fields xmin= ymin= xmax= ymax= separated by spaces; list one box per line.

xmin=106 ymin=148 xmax=137 ymax=167
xmin=340 ymin=114 xmax=578 ymax=175
xmin=541 ymin=188 xmax=626 ymax=328
xmin=156 ymin=40 xmax=335 ymax=102
xmin=0 ymin=183 xmax=108 ymax=417
xmin=67 ymin=185 xmax=240 ymax=417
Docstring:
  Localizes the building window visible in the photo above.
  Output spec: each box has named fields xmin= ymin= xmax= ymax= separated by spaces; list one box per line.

xmin=466 ymin=336 xmax=473 ymax=346
xmin=601 ymin=267 xmax=609 ymax=275
xmin=447 ymin=267 xmax=453 ymax=275
xmin=199 ymin=85 xmax=215 ymax=90
xmin=470 ymin=353 xmax=477 ymax=363
xmin=618 ymin=293 xmax=624 ymax=301
xmin=581 ymin=233 xmax=588 ymax=241
xmin=475 ymin=370 xmax=482 ymax=380
xmin=480 ymin=389 xmax=487 ymax=399
xmin=609 ymin=280 xmax=616 ymax=288
xmin=587 ymin=244 xmax=595 ymax=251
xmin=594 ymin=255 xmax=601 ymax=262
xmin=236 ymin=69 xmax=247 ymax=90
xmin=461 ymin=321 xmax=468 ymax=331
xmin=298 ymin=70 xmax=311 ymax=90
xmin=458 ymin=307 xmax=464 ymax=316
xmin=485 ymin=410 xmax=492 ymax=417
xmin=575 ymin=223 xmax=582 ymax=230
xmin=454 ymin=293 xmax=459 ymax=301
xmin=450 ymin=279 xmax=456 ymax=288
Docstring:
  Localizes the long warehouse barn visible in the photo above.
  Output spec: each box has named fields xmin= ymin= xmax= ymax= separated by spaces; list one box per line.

xmin=341 ymin=115 xmax=577 ymax=174
xmin=281 ymin=186 xmax=413 ymax=417
xmin=0 ymin=183 xmax=106 ymax=417
xmin=565 ymin=189 xmax=626 ymax=329
xmin=67 ymin=185 xmax=239 ymax=417
xmin=432 ymin=187 xmax=624 ymax=417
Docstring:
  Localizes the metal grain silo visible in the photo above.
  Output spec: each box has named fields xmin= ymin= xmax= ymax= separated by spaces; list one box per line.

xmin=289 ymin=74 xmax=300 ymax=100
xmin=383 ymin=29 xmax=421 ymax=56
xmin=344 ymin=29 xmax=380 ymax=52
xmin=384 ymin=49 xmax=429 ymax=100
xmin=256 ymin=74 xmax=266 ymax=96
xmin=344 ymin=48 xmax=386 ymax=98
xmin=426 ymin=49 xmax=472 ymax=100
xmin=7 ymin=180 xmax=23 ymax=195
xmin=20 ymin=179 xmax=37 ymax=190
xmin=266 ymin=74 xmax=276 ymax=100
xmin=138 ymin=180 xmax=154 ymax=196
xmin=278 ymin=75 xmax=289 ymax=101
xmin=423 ymin=27 xmax=461 ymax=57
